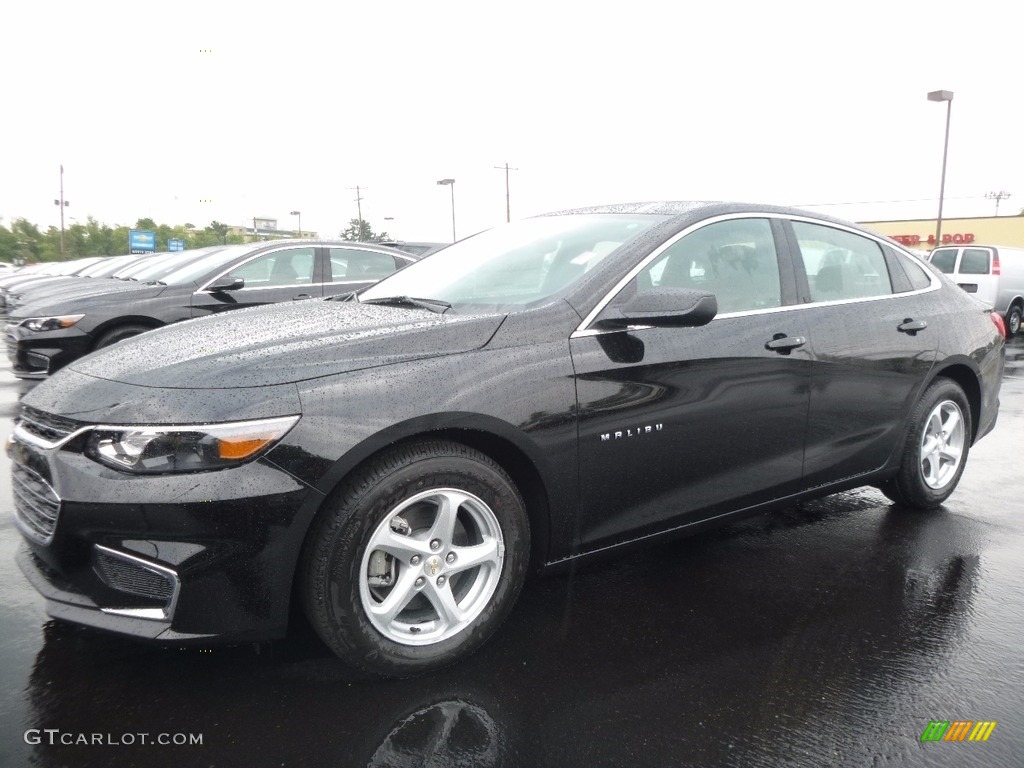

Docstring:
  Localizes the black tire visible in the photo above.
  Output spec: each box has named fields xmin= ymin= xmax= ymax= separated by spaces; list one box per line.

xmin=300 ymin=440 xmax=530 ymax=677
xmin=881 ymin=378 xmax=972 ymax=509
xmin=93 ymin=323 xmax=154 ymax=350
xmin=1006 ymin=304 xmax=1022 ymax=338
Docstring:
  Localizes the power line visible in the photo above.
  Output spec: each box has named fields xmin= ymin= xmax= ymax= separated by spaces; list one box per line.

xmin=985 ymin=190 xmax=1012 ymax=215
xmin=792 ymin=194 xmax=990 ymax=208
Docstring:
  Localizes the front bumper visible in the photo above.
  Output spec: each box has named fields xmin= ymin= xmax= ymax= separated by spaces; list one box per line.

xmin=8 ymin=416 xmax=325 ymax=644
xmin=5 ymin=322 xmax=92 ymax=379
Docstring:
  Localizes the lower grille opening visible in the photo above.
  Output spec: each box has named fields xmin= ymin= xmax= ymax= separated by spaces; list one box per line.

xmin=11 ymin=463 xmax=61 ymax=545
xmin=91 ymin=547 xmax=180 ymax=620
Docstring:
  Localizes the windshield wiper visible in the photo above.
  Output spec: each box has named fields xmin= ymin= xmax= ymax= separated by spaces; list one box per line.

xmin=360 ymin=296 xmax=452 ymax=314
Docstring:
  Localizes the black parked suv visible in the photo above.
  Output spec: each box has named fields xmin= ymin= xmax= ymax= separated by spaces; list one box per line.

xmin=5 ymin=240 xmax=415 ymax=378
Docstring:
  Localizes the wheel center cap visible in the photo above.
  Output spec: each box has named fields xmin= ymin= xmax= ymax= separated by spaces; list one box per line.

xmin=425 ymin=556 xmax=443 ymax=576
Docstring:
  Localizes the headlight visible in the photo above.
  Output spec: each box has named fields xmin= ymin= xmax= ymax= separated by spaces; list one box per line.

xmin=20 ymin=314 xmax=85 ymax=332
xmin=84 ymin=416 xmax=300 ymax=474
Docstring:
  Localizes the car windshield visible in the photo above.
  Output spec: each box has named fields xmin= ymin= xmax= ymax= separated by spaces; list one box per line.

xmin=128 ymin=247 xmax=233 ymax=282
xmin=77 ymin=254 xmax=139 ymax=277
xmin=359 ymin=214 xmax=666 ymax=311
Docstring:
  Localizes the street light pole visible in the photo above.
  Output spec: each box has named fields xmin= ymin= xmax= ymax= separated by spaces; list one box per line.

xmin=290 ymin=210 xmax=301 ymax=237
xmin=927 ymin=90 xmax=954 ymax=248
xmin=437 ymin=178 xmax=456 ymax=242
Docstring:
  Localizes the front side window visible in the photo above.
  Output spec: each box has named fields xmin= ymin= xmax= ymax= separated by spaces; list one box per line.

xmin=958 ymin=248 xmax=991 ymax=275
xmin=229 ymin=248 xmax=315 ymax=288
xmin=928 ymin=248 xmax=958 ymax=274
xmin=794 ymin=222 xmax=892 ymax=302
xmin=619 ymin=218 xmax=782 ymax=314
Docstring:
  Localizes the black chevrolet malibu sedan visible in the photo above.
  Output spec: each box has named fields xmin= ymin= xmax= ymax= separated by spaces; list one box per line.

xmin=5 ymin=240 xmax=416 ymax=378
xmin=8 ymin=202 xmax=1004 ymax=676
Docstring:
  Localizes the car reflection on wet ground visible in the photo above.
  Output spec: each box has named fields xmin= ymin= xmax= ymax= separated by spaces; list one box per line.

xmin=1 ymin=337 xmax=1022 ymax=768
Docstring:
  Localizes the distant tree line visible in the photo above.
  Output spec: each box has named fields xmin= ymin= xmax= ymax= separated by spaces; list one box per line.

xmin=0 ymin=217 xmax=248 ymax=264
xmin=0 ymin=216 xmax=395 ymax=265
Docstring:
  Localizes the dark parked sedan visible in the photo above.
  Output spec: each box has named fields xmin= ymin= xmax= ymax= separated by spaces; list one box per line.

xmin=8 ymin=202 xmax=1003 ymax=677
xmin=5 ymin=240 xmax=415 ymax=378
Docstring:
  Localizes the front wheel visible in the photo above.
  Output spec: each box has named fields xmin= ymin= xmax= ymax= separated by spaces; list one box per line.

xmin=300 ymin=440 xmax=529 ymax=677
xmin=880 ymin=378 xmax=972 ymax=508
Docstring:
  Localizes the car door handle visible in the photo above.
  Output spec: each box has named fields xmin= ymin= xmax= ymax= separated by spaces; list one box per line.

xmin=765 ymin=334 xmax=806 ymax=354
xmin=292 ymin=293 xmax=311 ymax=300
xmin=897 ymin=318 xmax=928 ymax=335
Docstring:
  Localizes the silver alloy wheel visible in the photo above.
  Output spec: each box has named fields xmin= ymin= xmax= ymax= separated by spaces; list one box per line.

xmin=359 ymin=488 xmax=505 ymax=646
xmin=1010 ymin=310 xmax=1021 ymax=336
xmin=919 ymin=400 xmax=966 ymax=490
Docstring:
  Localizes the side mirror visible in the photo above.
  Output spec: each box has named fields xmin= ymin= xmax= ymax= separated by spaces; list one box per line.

xmin=595 ymin=288 xmax=717 ymax=329
xmin=209 ymin=275 xmax=245 ymax=292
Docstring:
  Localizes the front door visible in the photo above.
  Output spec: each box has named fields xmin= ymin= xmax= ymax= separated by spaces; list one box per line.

xmin=571 ymin=217 xmax=812 ymax=552
xmin=191 ymin=246 xmax=323 ymax=317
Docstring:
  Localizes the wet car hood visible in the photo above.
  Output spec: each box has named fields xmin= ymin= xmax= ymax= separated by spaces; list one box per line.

xmin=11 ymin=281 xmax=170 ymax=318
xmin=67 ymin=300 xmax=506 ymax=388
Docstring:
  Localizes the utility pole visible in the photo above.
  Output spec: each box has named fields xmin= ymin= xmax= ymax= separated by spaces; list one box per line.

xmin=348 ymin=186 xmax=367 ymax=237
xmin=54 ymin=164 xmax=70 ymax=256
xmin=493 ymin=163 xmax=518 ymax=222
xmin=985 ymin=190 xmax=1011 ymax=216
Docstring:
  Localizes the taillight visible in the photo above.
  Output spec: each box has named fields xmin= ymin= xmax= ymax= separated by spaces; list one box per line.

xmin=990 ymin=311 xmax=1006 ymax=339
xmin=992 ymin=252 xmax=1001 ymax=275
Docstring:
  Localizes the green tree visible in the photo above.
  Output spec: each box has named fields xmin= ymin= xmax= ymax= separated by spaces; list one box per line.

xmin=340 ymin=218 xmax=389 ymax=242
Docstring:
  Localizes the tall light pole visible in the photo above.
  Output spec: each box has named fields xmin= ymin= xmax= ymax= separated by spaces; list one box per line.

xmin=53 ymin=164 xmax=70 ymax=256
xmin=927 ymin=90 xmax=954 ymax=248
xmin=493 ymin=162 xmax=518 ymax=223
xmin=290 ymin=210 xmax=301 ymax=237
xmin=437 ymin=178 xmax=456 ymax=242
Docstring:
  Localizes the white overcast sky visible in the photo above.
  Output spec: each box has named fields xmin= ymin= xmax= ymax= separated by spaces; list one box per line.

xmin=2 ymin=0 xmax=1022 ymax=244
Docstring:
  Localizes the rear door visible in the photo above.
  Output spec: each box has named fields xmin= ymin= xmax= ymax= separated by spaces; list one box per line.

xmin=785 ymin=219 xmax=938 ymax=488
xmin=929 ymin=246 xmax=999 ymax=308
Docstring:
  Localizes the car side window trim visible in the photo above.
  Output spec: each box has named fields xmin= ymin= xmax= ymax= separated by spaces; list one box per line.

xmin=572 ymin=214 xmax=942 ymax=339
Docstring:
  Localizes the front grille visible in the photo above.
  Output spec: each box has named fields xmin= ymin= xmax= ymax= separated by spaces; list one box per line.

xmin=11 ymin=462 xmax=61 ymax=544
xmin=18 ymin=406 xmax=83 ymax=444
xmin=93 ymin=550 xmax=176 ymax=601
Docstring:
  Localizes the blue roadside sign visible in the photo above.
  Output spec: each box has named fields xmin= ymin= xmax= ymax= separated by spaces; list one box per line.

xmin=128 ymin=230 xmax=156 ymax=254
xmin=168 ymin=238 xmax=185 ymax=252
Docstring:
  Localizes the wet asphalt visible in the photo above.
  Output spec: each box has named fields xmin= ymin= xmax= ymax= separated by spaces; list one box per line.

xmin=0 ymin=340 xmax=1022 ymax=768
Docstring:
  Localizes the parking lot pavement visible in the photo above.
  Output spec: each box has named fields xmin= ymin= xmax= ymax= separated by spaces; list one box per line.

xmin=1 ymin=339 xmax=1023 ymax=768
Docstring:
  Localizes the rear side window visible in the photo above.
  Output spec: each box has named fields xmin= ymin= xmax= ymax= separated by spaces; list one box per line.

xmin=899 ymin=255 xmax=933 ymax=290
xmin=929 ymin=248 xmax=957 ymax=274
xmin=793 ymin=222 xmax=892 ymax=302
xmin=958 ymin=248 xmax=991 ymax=275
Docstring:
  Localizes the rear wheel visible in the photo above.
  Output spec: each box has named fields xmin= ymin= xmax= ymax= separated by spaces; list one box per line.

xmin=1006 ymin=304 xmax=1022 ymax=337
xmin=879 ymin=378 xmax=972 ymax=508
xmin=300 ymin=440 xmax=529 ymax=677
xmin=94 ymin=323 xmax=154 ymax=349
